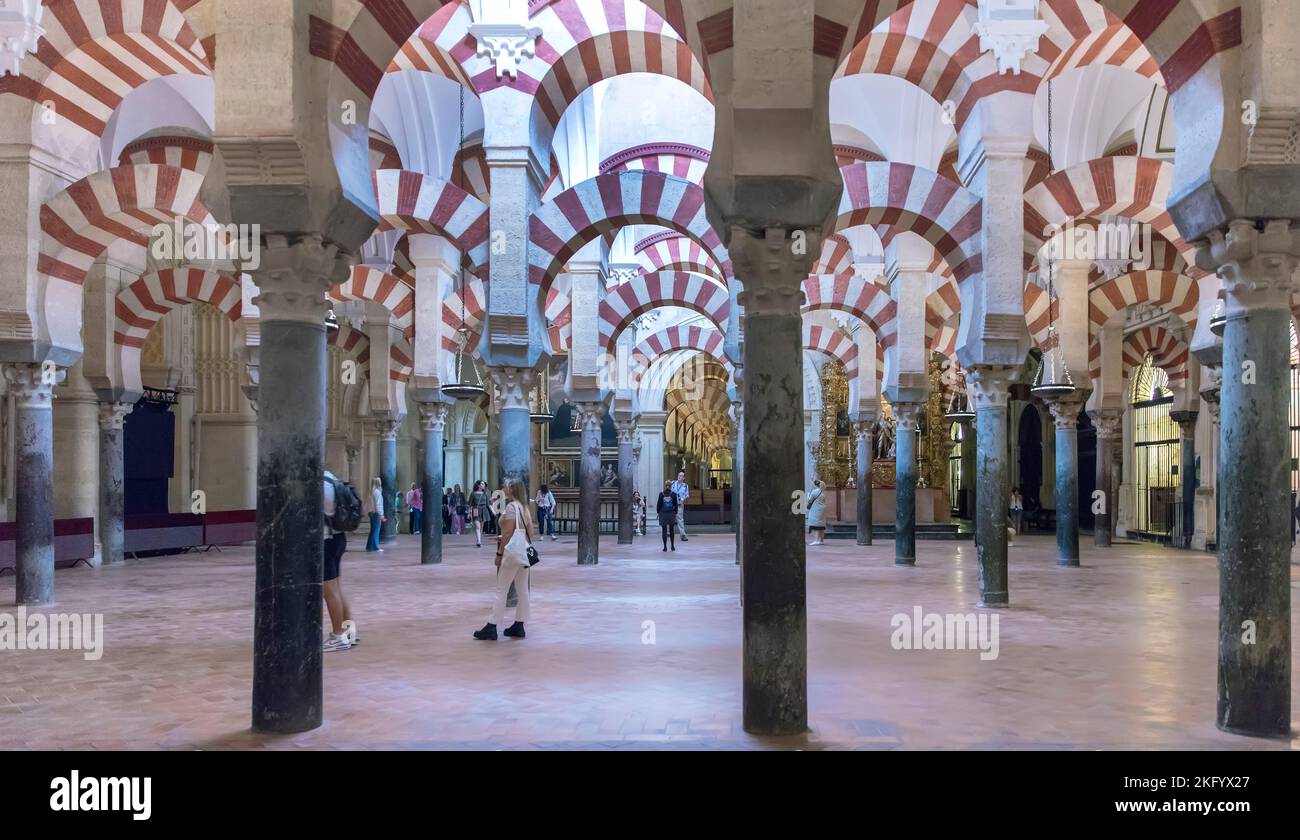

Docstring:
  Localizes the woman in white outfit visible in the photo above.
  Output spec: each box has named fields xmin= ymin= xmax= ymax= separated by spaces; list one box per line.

xmin=474 ymin=477 xmax=533 ymax=640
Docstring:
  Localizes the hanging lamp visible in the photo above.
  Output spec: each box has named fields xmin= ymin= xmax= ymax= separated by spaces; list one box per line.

xmin=441 ymin=84 xmax=487 ymax=403
xmin=944 ymin=391 xmax=976 ymax=422
xmin=530 ymin=362 xmax=554 ymax=424
xmin=1209 ymin=296 xmax=1226 ymax=337
xmin=1031 ymin=77 xmax=1076 ymax=401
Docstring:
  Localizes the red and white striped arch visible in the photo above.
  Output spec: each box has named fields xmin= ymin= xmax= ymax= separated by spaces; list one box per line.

xmin=600 ymin=143 xmax=711 ymax=184
xmin=118 ymin=135 xmax=214 ymax=175
xmin=926 ymin=269 xmax=961 ymax=352
xmin=834 ymin=162 xmax=982 ymax=284
xmin=330 ymin=267 xmax=416 ymax=338
xmin=12 ymin=0 xmax=211 ymax=137
xmin=1090 ymin=270 xmax=1199 ymax=335
xmin=1122 ymin=324 xmax=1189 ymax=387
xmin=373 ymin=169 xmax=491 ymax=274
xmin=632 ymin=324 xmax=730 ymax=375
xmin=813 ymin=234 xmax=854 ymax=276
xmin=528 ymin=170 xmax=731 ymax=292
xmin=39 ymin=164 xmax=211 ymax=288
xmin=598 ymin=271 xmax=731 ymax=349
xmin=635 ymin=233 xmax=725 ymax=285
xmin=801 ymin=272 xmax=898 ymax=350
xmin=803 ymin=322 xmax=859 ymax=380
xmin=454 ymin=141 xmax=491 ymax=203
xmin=528 ymin=0 xmax=713 ymax=132
xmin=329 ymin=322 xmax=372 ymax=372
xmin=442 ymin=275 xmax=487 ymax=353
xmin=1042 ymin=22 xmax=1160 ymax=84
xmin=1096 ymin=0 xmax=1241 ymax=94
xmin=1022 ymin=157 xmax=1173 ymax=260
xmin=114 ymin=267 xmax=242 ymax=349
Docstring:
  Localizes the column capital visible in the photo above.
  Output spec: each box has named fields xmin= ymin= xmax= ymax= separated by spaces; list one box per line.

xmin=251 ymin=235 xmax=352 ymax=324
xmin=97 ymin=401 xmax=132 ymax=431
xmin=1199 ymin=219 xmax=1300 ymax=312
xmin=374 ymin=417 xmax=401 ymax=440
xmin=852 ymin=419 xmax=875 ymax=444
xmin=3 ymin=362 xmax=63 ymax=409
xmin=965 ymin=365 xmax=1017 ymax=409
xmin=616 ymin=418 xmax=636 ymax=444
xmin=1088 ymin=408 xmax=1124 ymax=441
xmin=488 ymin=366 xmax=536 ymax=412
xmin=1170 ymin=410 xmax=1199 ymax=437
xmin=576 ymin=401 xmax=606 ymax=433
xmin=419 ymin=402 xmax=450 ymax=433
xmin=1047 ymin=396 xmax=1085 ymax=431
xmin=731 ymin=227 xmax=818 ymax=316
xmin=891 ymin=401 xmax=924 ymax=428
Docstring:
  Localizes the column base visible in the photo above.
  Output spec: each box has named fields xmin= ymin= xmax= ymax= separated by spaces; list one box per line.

xmin=1057 ymin=558 xmax=1079 ymax=568
xmin=978 ymin=593 xmax=1009 ymax=609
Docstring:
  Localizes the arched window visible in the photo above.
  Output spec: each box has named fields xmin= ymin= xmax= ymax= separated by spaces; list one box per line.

xmin=1130 ymin=354 xmax=1177 ymax=537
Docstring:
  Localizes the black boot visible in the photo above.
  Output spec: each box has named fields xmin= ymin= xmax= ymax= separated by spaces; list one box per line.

xmin=503 ymin=621 xmax=525 ymax=638
xmin=473 ymin=623 xmax=498 ymax=640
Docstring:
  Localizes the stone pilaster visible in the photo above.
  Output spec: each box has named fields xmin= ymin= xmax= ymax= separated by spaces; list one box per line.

xmin=892 ymin=403 xmax=923 ymax=565
xmin=616 ymin=419 xmax=635 ymax=545
xmin=377 ymin=417 xmax=401 ymax=542
xmin=853 ymin=421 xmax=873 ymax=546
xmin=1202 ymin=219 xmax=1300 ymax=737
xmin=1089 ymin=409 xmax=1123 ymax=548
xmin=575 ymin=401 xmax=604 ymax=565
xmin=732 ymin=400 xmax=744 ymax=564
xmin=3 ymin=363 xmax=62 ymax=605
xmin=1169 ymin=410 xmax=1199 ymax=550
xmin=97 ymin=402 xmax=132 ymax=567
xmin=418 ymin=403 xmax=449 ymax=565
xmin=967 ymin=365 xmax=1016 ymax=608
xmin=249 ymin=234 xmax=350 ymax=735
xmin=1047 ymin=396 xmax=1085 ymax=566
xmin=958 ymin=416 xmax=977 ymax=520
xmin=489 ymin=366 xmax=535 ymax=492
xmin=733 ymin=226 xmax=812 ymax=735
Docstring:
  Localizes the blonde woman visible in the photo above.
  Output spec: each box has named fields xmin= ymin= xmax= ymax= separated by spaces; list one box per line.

xmin=806 ymin=478 xmax=827 ymax=546
xmin=474 ymin=477 xmax=534 ymax=640
xmin=366 ymin=477 xmax=385 ymax=553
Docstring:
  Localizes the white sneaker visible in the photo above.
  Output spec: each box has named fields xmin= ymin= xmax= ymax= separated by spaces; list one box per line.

xmin=550 ymin=534 xmax=558 ymax=541
xmin=323 ymin=633 xmax=351 ymax=652
xmin=341 ymin=619 xmax=359 ymax=646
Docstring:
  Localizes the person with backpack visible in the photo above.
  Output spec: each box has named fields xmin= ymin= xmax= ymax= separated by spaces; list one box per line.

xmin=323 ymin=467 xmax=362 ymax=652
xmin=656 ymin=480 xmax=679 ymax=552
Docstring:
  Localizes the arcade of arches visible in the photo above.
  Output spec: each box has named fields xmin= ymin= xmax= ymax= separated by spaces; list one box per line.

xmin=0 ymin=0 xmax=1297 ymax=748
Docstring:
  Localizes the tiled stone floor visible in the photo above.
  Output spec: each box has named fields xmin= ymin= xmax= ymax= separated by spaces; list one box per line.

xmin=1 ymin=532 xmax=1297 ymax=750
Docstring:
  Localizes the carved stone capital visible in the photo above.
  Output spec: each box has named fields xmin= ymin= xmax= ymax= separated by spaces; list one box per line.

xmin=973 ymin=2 xmax=1048 ymax=76
xmin=3 ymin=362 xmax=63 ymax=409
xmin=251 ymin=235 xmax=352 ymax=324
xmin=892 ymin=402 xmax=924 ymax=429
xmin=616 ymin=418 xmax=636 ymax=445
xmin=97 ymin=401 xmax=132 ymax=431
xmin=576 ymin=401 xmax=605 ymax=434
xmin=419 ymin=402 xmax=449 ymax=434
xmin=1198 ymin=219 xmax=1300 ymax=313
xmin=470 ymin=23 xmax=542 ymax=79
xmin=373 ymin=417 xmax=401 ymax=441
xmin=732 ymin=227 xmax=818 ymax=316
xmin=1169 ymin=410 xmax=1199 ymax=438
xmin=0 ymin=1 xmax=46 ymax=77
xmin=965 ymin=365 xmax=1017 ymax=410
xmin=488 ymin=366 xmax=535 ymax=412
xmin=852 ymin=419 xmax=874 ymax=446
xmin=1088 ymin=408 xmax=1124 ymax=441
xmin=1047 ymin=396 xmax=1085 ymax=431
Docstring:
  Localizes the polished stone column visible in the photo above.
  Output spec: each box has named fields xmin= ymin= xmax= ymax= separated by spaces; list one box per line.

xmin=250 ymin=235 xmax=347 ymax=734
xmin=1170 ymin=410 xmax=1198 ymax=549
xmin=632 ymin=433 xmax=643 ymax=535
xmin=732 ymin=400 xmax=744 ymax=564
xmin=893 ymin=404 xmax=921 ymax=564
xmin=576 ymin=402 xmax=604 ymax=565
xmin=378 ymin=418 xmax=399 ymax=542
xmin=1209 ymin=219 xmax=1297 ymax=737
xmin=97 ymin=402 xmax=132 ymax=567
xmin=733 ymin=227 xmax=810 ymax=735
xmin=4 ymin=363 xmax=61 ymax=605
xmin=967 ymin=366 xmax=1016 ymax=608
xmin=1090 ymin=410 xmax=1123 ymax=548
xmin=419 ymin=403 xmax=448 ymax=565
xmin=490 ymin=367 xmax=535 ymax=491
xmin=854 ymin=421 xmax=873 ymax=546
xmin=346 ymin=445 xmax=360 ymax=484
xmin=1048 ymin=396 xmax=1085 ymax=566
xmin=617 ymin=419 xmax=635 ymax=544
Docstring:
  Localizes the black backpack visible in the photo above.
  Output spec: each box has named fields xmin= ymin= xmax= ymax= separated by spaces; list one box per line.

xmin=329 ymin=478 xmax=363 ymax=533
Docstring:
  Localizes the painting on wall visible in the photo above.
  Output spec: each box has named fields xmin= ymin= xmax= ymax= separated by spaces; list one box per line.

xmin=545 ymin=458 xmax=573 ymax=488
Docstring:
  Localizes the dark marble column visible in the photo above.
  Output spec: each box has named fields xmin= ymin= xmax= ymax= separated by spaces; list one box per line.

xmin=967 ymin=366 xmax=1015 ymax=608
xmin=1089 ymin=410 xmax=1122 ymax=548
xmin=893 ymin=404 xmax=921 ymax=564
xmin=1211 ymin=219 xmax=1296 ymax=737
xmin=489 ymin=367 xmax=534 ymax=491
xmin=854 ymin=421 xmax=873 ymax=546
xmin=1048 ymin=396 xmax=1084 ymax=566
xmin=732 ymin=400 xmax=744 ymax=564
xmin=250 ymin=236 xmax=347 ymax=734
xmin=617 ymin=418 xmax=635 ymax=544
xmin=733 ymin=227 xmax=809 ymax=735
xmin=576 ymin=402 xmax=604 ymax=565
xmin=1170 ymin=411 xmax=1198 ymax=550
xmin=4 ymin=363 xmax=61 ymax=605
xmin=419 ymin=403 xmax=448 ymax=565
xmin=97 ymin=402 xmax=132 ymax=567
xmin=378 ymin=418 xmax=399 ymax=542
